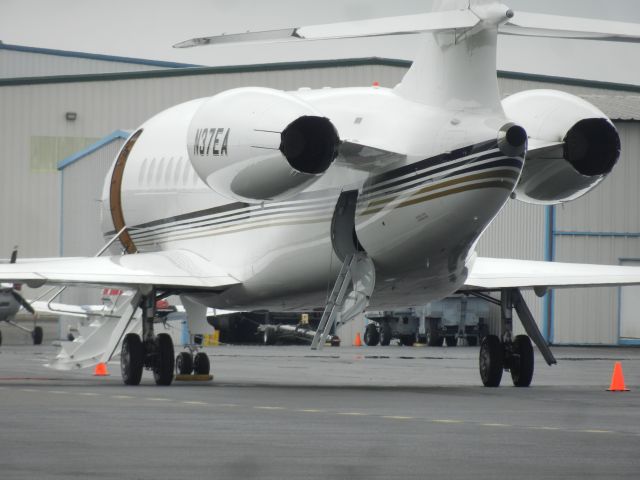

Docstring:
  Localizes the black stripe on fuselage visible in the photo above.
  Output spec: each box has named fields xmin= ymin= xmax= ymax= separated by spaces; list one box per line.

xmin=360 ymin=153 xmax=519 ymax=203
xmin=130 ymin=164 xmax=517 ymax=242
xmin=105 ymin=188 xmax=337 ymax=237
xmin=442 ymin=157 xmax=523 ymax=179
xmin=363 ymin=150 xmax=505 ymax=197
xmin=363 ymin=139 xmax=499 ymax=192
xmin=129 ymin=201 xmax=336 ymax=241
xmin=114 ymin=138 xmax=505 ymax=238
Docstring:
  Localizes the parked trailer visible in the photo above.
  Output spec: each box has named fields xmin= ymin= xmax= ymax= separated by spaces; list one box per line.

xmin=363 ymin=296 xmax=489 ymax=347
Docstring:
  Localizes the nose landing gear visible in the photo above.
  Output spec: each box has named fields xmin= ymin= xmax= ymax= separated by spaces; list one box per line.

xmin=175 ymin=350 xmax=211 ymax=376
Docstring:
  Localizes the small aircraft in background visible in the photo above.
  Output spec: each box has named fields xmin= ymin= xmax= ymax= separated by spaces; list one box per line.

xmin=0 ymin=248 xmax=43 ymax=345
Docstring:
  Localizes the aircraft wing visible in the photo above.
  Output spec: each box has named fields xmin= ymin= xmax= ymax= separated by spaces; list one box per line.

xmin=465 ymin=257 xmax=640 ymax=290
xmin=0 ymin=250 xmax=239 ymax=290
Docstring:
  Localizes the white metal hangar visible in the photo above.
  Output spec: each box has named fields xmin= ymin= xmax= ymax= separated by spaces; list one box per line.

xmin=1 ymin=43 xmax=639 ymax=345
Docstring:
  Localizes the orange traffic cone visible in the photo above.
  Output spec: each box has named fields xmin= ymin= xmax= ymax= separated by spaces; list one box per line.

xmin=607 ymin=362 xmax=629 ymax=391
xmin=93 ymin=362 xmax=109 ymax=376
xmin=354 ymin=332 xmax=362 ymax=347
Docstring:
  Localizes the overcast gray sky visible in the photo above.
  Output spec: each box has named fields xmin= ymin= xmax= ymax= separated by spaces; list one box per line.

xmin=2 ymin=0 xmax=639 ymax=85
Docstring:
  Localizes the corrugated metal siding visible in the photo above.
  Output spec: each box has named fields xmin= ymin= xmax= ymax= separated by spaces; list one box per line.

xmin=0 ymin=49 xmax=164 ymax=78
xmin=59 ymin=139 xmax=123 ymax=306
xmin=61 ymin=139 xmax=122 ymax=256
xmin=476 ymin=201 xmax=545 ymax=261
xmin=476 ymin=200 xmax=546 ymax=335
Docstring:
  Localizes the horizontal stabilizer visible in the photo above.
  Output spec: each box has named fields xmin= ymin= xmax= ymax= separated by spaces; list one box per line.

xmin=465 ymin=257 xmax=640 ymax=290
xmin=503 ymin=12 xmax=640 ymax=43
xmin=173 ymin=10 xmax=480 ymax=48
xmin=174 ymin=9 xmax=640 ymax=49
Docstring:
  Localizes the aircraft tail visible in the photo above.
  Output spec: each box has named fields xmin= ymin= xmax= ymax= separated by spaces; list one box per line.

xmin=394 ymin=1 xmax=511 ymax=113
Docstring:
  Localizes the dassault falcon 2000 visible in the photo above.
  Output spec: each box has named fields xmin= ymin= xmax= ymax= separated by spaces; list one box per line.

xmin=2 ymin=0 xmax=640 ymax=387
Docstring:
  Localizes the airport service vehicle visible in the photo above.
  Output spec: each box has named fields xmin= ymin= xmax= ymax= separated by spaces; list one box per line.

xmin=2 ymin=1 xmax=640 ymax=387
xmin=423 ymin=296 xmax=489 ymax=347
xmin=364 ymin=296 xmax=488 ymax=347
xmin=364 ymin=310 xmax=420 ymax=347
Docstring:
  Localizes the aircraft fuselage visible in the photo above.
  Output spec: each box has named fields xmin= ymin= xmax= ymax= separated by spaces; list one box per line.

xmin=102 ymin=86 xmax=522 ymax=310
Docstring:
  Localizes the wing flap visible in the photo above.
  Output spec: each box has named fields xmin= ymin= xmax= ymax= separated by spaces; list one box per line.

xmin=0 ymin=250 xmax=239 ymax=290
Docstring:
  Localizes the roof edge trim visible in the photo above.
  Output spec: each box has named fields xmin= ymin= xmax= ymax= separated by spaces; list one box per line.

xmin=0 ymin=56 xmax=638 ymax=94
xmin=0 ymin=57 xmax=411 ymax=86
xmin=0 ymin=43 xmax=201 ymax=69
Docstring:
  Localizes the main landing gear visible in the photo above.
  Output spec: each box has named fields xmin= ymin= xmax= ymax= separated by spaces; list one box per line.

xmin=471 ymin=288 xmax=557 ymax=388
xmin=120 ymin=292 xmax=175 ymax=386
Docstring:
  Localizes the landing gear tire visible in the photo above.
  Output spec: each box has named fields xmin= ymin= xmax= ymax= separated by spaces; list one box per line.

xmin=176 ymin=352 xmax=193 ymax=375
xmin=426 ymin=330 xmax=443 ymax=347
xmin=400 ymin=335 xmax=415 ymax=346
xmin=153 ymin=333 xmax=174 ymax=386
xmin=193 ymin=352 xmax=210 ymax=375
xmin=445 ymin=335 xmax=457 ymax=347
xmin=479 ymin=334 xmax=503 ymax=387
xmin=121 ymin=333 xmax=144 ymax=386
xmin=263 ymin=328 xmax=277 ymax=346
xmin=363 ymin=324 xmax=380 ymax=346
xmin=379 ymin=323 xmax=392 ymax=346
xmin=510 ymin=335 xmax=534 ymax=387
xmin=32 ymin=326 xmax=43 ymax=345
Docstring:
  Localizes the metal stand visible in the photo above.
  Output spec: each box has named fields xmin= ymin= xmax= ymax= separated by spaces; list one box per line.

xmin=311 ymin=254 xmax=355 ymax=350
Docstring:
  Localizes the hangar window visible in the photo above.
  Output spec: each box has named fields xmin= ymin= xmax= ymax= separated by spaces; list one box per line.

xmin=31 ymin=136 xmax=99 ymax=172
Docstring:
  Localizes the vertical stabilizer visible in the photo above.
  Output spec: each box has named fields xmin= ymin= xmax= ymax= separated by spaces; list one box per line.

xmin=395 ymin=1 xmax=512 ymax=113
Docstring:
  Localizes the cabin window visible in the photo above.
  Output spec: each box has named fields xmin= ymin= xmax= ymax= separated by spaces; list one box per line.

xmin=156 ymin=157 xmax=165 ymax=186
xmin=147 ymin=158 xmax=156 ymax=186
xmin=165 ymin=157 xmax=174 ymax=186
xmin=139 ymin=158 xmax=148 ymax=186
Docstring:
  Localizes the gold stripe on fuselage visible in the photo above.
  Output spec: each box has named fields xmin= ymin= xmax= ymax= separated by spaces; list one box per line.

xmin=131 ymin=174 xmax=516 ymax=247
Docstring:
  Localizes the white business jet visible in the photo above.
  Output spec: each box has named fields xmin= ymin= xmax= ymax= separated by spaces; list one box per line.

xmin=2 ymin=0 xmax=640 ymax=387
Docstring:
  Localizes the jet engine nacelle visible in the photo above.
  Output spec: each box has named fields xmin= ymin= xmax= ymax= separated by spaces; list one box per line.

xmin=503 ymin=89 xmax=620 ymax=204
xmin=187 ymin=87 xmax=339 ymax=202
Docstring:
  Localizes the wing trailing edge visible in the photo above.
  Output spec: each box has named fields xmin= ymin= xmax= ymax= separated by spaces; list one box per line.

xmin=465 ymin=257 xmax=640 ymax=290
xmin=0 ymin=250 xmax=239 ymax=290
